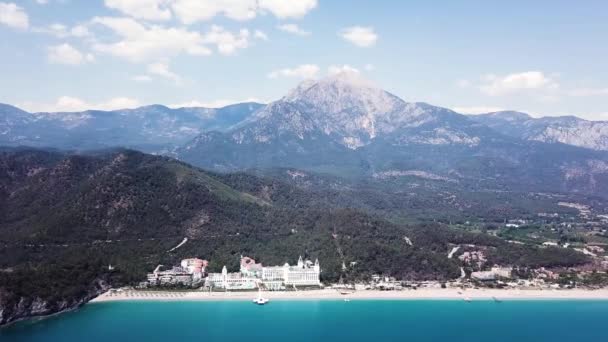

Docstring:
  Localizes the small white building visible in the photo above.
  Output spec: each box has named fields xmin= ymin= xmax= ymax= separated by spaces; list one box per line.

xmin=471 ymin=267 xmax=512 ymax=281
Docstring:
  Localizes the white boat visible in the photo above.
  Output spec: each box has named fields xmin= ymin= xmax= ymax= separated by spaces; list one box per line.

xmin=463 ymin=296 xmax=472 ymax=302
xmin=253 ymin=289 xmax=269 ymax=305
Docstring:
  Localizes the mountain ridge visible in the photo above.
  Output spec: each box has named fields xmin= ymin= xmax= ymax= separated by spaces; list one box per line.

xmin=0 ymin=102 xmax=265 ymax=152
xmin=470 ymin=111 xmax=608 ymax=151
xmin=176 ymin=73 xmax=608 ymax=197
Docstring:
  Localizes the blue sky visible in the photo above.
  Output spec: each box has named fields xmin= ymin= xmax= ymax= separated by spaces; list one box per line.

xmin=0 ymin=0 xmax=607 ymax=120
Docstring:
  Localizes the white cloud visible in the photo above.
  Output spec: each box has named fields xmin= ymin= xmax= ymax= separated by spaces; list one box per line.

xmin=202 ymin=25 xmax=249 ymax=55
xmin=480 ymin=71 xmax=559 ymax=96
xmin=34 ymin=23 xmax=68 ymax=37
xmin=451 ymin=106 xmax=506 ymax=115
xmin=147 ymin=61 xmax=181 ymax=83
xmin=71 ymin=25 xmax=91 ymax=38
xmin=104 ymin=0 xmax=172 ymax=21
xmin=254 ymin=29 xmax=268 ymax=41
xmin=20 ymin=96 xmax=141 ymax=112
xmin=267 ymin=64 xmax=320 ymax=79
xmin=92 ymin=18 xmax=249 ymax=61
xmin=171 ymin=0 xmax=257 ymax=24
xmin=169 ymin=97 xmax=263 ymax=109
xmin=277 ymin=23 xmax=310 ymax=36
xmin=568 ymin=87 xmax=608 ymax=97
xmin=34 ymin=23 xmax=91 ymax=38
xmin=339 ymin=26 xmax=377 ymax=47
xmin=328 ymin=64 xmax=360 ymax=75
xmin=91 ymin=16 xmax=212 ymax=62
xmin=47 ymin=43 xmax=93 ymax=65
xmin=258 ymin=0 xmax=317 ymax=19
xmin=169 ymin=0 xmax=316 ymax=24
xmin=131 ymin=75 xmax=152 ymax=82
xmin=0 ymin=2 xmax=29 ymax=30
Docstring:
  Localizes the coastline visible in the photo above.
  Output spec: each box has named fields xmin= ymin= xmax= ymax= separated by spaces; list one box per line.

xmin=90 ymin=288 xmax=608 ymax=303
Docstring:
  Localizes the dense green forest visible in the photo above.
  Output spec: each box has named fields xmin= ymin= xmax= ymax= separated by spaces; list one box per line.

xmin=0 ymin=148 xmax=593 ymax=325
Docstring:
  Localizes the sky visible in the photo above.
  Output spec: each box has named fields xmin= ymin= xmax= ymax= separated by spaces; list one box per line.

xmin=0 ymin=0 xmax=607 ymax=120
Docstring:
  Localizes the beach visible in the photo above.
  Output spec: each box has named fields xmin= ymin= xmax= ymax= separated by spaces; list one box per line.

xmin=90 ymin=287 xmax=608 ymax=303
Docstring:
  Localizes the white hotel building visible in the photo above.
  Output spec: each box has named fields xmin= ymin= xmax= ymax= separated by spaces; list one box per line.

xmin=207 ymin=266 xmax=258 ymax=290
xmin=208 ymin=256 xmax=321 ymax=290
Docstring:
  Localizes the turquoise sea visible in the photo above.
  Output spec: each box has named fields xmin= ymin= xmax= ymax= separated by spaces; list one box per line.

xmin=2 ymin=300 xmax=608 ymax=341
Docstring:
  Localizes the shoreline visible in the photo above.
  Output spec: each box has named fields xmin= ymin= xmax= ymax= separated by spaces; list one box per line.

xmin=90 ymin=288 xmax=608 ymax=303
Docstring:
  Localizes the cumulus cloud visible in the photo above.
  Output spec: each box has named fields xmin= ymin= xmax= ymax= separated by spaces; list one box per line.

xmin=34 ymin=23 xmax=91 ymax=38
xmin=277 ymin=23 xmax=310 ymax=36
xmin=91 ymin=18 xmax=251 ymax=61
xmin=171 ymin=0 xmax=257 ymax=24
xmin=91 ymin=16 xmax=212 ymax=62
xmin=480 ymin=71 xmax=559 ymax=96
xmin=104 ymin=0 xmax=172 ymax=21
xmin=328 ymin=64 xmax=360 ymax=75
xmin=0 ymin=2 xmax=29 ymax=30
xmin=202 ymin=25 xmax=249 ymax=55
xmin=147 ymin=61 xmax=181 ymax=84
xmin=259 ymin=0 xmax=317 ymax=18
xmin=20 ymin=96 xmax=141 ymax=112
xmin=267 ymin=64 xmax=320 ymax=79
xmin=102 ymin=0 xmax=316 ymax=24
xmin=169 ymin=0 xmax=317 ymax=24
xmin=339 ymin=26 xmax=377 ymax=47
xmin=47 ymin=43 xmax=94 ymax=65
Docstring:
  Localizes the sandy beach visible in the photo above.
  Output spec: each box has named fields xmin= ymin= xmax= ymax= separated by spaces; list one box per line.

xmin=90 ymin=288 xmax=608 ymax=303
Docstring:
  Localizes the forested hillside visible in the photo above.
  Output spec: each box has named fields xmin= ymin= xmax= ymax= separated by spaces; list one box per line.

xmin=0 ymin=148 xmax=589 ymax=325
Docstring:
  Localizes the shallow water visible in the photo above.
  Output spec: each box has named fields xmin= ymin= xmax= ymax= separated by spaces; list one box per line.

xmin=2 ymin=300 xmax=607 ymax=341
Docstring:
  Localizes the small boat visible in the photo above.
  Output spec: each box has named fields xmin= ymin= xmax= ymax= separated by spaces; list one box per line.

xmin=463 ymin=296 xmax=472 ymax=302
xmin=253 ymin=289 xmax=269 ymax=305
xmin=344 ymin=299 xmax=350 ymax=302
xmin=492 ymin=296 xmax=502 ymax=303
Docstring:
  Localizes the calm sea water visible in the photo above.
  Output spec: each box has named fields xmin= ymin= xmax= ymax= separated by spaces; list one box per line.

xmin=2 ymin=300 xmax=607 ymax=341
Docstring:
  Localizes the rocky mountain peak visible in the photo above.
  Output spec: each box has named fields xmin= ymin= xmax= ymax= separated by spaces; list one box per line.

xmin=241 ymin=73 xmax=487 ymax=150
xmin=283 ymin=72 xmax=402 ymax=118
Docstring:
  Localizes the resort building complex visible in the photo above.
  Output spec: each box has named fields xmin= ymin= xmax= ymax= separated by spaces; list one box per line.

xmin=147 ymin=256 xmax=321 ymax=290
xmin=146 ymin=258 xmax=208 ymax=286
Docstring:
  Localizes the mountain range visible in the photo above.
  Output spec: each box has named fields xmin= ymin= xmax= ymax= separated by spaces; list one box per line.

xmin=0 ymin=102 xmax=263 ymax=152
xmin=2 ymin=73 xmax=608 ymax=197
xmin=470 ymin=111 xmax=608 ymax=151
xmin=176 ymin=73 xmax=608 ymax=197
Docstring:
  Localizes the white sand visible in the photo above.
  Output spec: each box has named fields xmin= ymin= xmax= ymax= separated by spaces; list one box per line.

xmin=90 ymin=288 xmax=608 ymax=303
